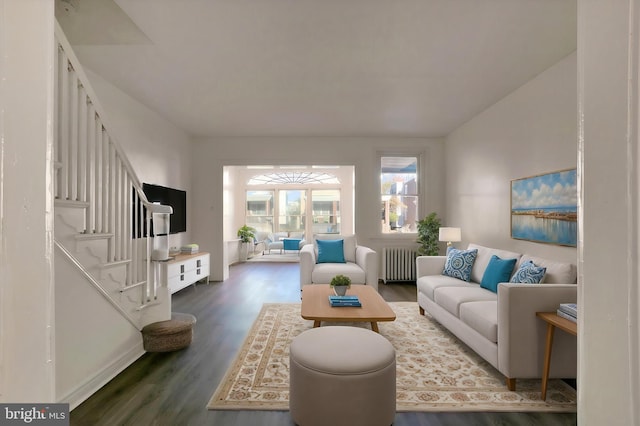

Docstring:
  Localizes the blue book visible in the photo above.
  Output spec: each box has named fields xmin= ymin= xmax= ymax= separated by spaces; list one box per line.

xmin=330 ymin=301 xmax=362 ymax=307
xmin=559 ymin=303 xmax=577 ymax=317
xmin=557 ymin=309 xmax=577 ymax=322
xmin=328 ymin=295 xmax=360 ymax=301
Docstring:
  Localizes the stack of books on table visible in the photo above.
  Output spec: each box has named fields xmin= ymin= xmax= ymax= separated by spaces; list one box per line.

xmin=181 ymin=244 xmax=199 ymax=254
xmin=328 ymin=295 xmax=362 ymax=307
xmin=557 ymin=303 xmax=577 ymax=323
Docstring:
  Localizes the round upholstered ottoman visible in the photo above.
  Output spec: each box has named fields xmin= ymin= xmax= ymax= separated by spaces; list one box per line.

xmin=289 ymin=326 xmax=396 ymax=426
xmin=141 ymin=312 xmax=196 ymax=352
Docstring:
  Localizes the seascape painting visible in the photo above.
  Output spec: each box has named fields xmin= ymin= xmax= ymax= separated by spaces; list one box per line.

xmin=511 ymin=169 xmax=577 ymax=247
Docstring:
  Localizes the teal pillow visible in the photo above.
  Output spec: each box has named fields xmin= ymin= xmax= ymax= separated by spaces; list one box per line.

xmin=510 ymin=260 xmax=546 ymax=284
xmin=442 ymin=248 xmax=478 ymax=282
xmin=317 ymin=239 xmax=345 ymax=263
xmin=480 ymin=255 xmax=518 ymax=293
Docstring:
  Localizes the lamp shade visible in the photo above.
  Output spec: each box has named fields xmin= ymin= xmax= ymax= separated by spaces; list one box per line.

xmin=439 ymin=227 xmax=461 ymax=243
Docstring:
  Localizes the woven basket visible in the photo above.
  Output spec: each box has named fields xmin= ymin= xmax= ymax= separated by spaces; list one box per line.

xmin=142 ymin=312 xmax=196 ymax=352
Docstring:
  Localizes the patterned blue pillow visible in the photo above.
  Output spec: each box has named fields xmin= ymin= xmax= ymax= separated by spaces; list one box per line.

xmin=510 ymin=260 xmax=546 ymax=284
xmin=442 ymin=248 xmax=478 ymax=282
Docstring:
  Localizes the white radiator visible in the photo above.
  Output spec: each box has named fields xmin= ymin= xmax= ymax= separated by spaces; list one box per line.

xmin=382 ymin=247 xmax=418 ymax=283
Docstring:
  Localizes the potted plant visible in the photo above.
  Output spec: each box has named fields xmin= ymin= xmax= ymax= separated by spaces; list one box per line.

xmin=416 ymin=212 xmax=441 ymax=256
xmin=237 ymin=225 xmax=256 ymax=261
xmin=330 ymin=274 xmax=351 ymax=296
xmin=388 ymin=211 xmax=399 ymax=229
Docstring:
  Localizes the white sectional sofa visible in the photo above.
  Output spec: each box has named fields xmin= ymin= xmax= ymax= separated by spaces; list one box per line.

xmin=416 ymin=243 xmax=577 ymax=390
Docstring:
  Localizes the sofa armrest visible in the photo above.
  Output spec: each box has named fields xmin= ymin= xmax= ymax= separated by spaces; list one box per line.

xmin=355 ymin=246 xmax=378 ymax=291
xmin=416 ymin=256 xmax=447 ymax=277
xmin=497 ymin=283 xmax=577 ymax=379
xmin=299 ymin=244 xmax=316 ymax=290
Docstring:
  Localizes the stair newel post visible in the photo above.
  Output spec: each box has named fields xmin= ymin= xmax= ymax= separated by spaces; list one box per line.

xmin=150 ymin=206 xmax=172 ymax=301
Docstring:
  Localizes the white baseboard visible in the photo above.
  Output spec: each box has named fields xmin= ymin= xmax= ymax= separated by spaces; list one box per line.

xmin=59 ymin=343 xmax=145 ymax=410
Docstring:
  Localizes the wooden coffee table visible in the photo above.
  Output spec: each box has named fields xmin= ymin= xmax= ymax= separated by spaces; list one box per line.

xmin=301 ymin=284 xmax=396 ymax=332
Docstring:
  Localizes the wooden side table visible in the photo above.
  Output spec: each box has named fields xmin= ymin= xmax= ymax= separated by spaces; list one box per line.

xmin=535 ymin=312 xmax=577 ymax=400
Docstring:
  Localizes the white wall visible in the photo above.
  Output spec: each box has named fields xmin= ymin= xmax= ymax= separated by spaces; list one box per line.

xmin=445 ymin=52 xmax=578 ymax=265
xmin=54 ymin=254 xmax=144 ymax=408
xmin=192 ymin=137 xmax=445 ymax=280
xmin=578 ymin=1 xmax=639 ymax=424
xmin=0 ymin=0 xmax=56 ymax=402
xmin=83 ymin=69 xmax=193 ymax=250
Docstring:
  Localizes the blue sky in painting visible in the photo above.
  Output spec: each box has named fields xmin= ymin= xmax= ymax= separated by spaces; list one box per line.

xmin=511 ymin=169 xmax=577 ymax=210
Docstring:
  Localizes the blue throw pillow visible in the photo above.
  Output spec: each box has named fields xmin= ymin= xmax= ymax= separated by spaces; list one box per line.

xmin=442 ymin=248 xmax=478 ymax=282
xmin=317 ymin=239 xmax=346 ymax=263
xmin=510 ymin=260 xmax=547 ymax=284
xmin=480 ymin=255 xmax=518 ymax=293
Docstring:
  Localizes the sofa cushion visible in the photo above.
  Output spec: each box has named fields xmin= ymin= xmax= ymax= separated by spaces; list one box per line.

xmin=311 ymin=262 xmax=366 ymax=284
xmin=519 ymin=255 xmax=577 ymax=284
xmin=459 ymin=301 xmax=498 ymax=343
xmin=510 ymin=260 xmax=546 ymax=284
xmin=442 ymin=248 xmax=478 ymax=282
xmin=434 ymin=286 xmax=496 ymax=318
xmin=480 ymin=255 xmax=518 ymax=293
xmin=416 ymin=275 xmax=471 ymax=301
xmin=468 ymin=243 xmax=522 ymax=284
xmin=317 ymin=239 xmax=346 ymax=263
xmin=314 ymin=234 xmax=357 ymax=263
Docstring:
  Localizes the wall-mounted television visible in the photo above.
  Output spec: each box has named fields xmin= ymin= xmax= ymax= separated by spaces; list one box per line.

xmin=142 ymin=183 xmax=187 ymax=234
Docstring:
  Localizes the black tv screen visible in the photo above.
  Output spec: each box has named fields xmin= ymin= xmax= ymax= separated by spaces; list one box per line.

xmin=142 ymin=183 xmax=187 ymax=234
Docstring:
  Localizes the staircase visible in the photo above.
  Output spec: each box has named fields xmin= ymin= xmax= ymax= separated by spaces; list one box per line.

xmin=53 ymin=22 xmax=171 ymax=406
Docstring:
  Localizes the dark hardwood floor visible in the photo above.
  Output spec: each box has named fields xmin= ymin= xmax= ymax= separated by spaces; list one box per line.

xmin=70 ymin=262 xmax=577 ymax=425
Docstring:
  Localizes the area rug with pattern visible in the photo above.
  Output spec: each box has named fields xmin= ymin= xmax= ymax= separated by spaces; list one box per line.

xmin=207 ymin=302 xmax=576 ymax=412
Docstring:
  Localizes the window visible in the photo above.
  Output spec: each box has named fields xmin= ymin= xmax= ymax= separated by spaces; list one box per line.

xmin=312 ymin=189 xmax=340 ymax=234
xmin=248 ymin=172 xmax=340 ymax=185
xmin=243 ymin=169 xmax=346 ymax=237
xmin=380 ymin=156 xmax=419 ymax=233
xmin=278 ymin=190 xmax=306 ymax=233
xmin=246 ymin=191 xmax=274 ymax=233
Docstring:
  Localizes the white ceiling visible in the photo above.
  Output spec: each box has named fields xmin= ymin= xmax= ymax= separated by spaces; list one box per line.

xmin=56 ymin=0 xmax=576 ymax=138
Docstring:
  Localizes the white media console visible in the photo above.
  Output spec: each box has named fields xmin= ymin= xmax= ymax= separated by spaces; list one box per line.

xmin=161 ymin=252 xmax=210 ymax=294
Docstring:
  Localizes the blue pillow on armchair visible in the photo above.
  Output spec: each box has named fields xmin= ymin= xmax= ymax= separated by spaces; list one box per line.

xmin=317 ymin=239 xmax=346 ymax=263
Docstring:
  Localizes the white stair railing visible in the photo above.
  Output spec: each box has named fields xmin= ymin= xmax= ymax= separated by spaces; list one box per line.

xmin=53 ymin=21 xmax=166 ymax=312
